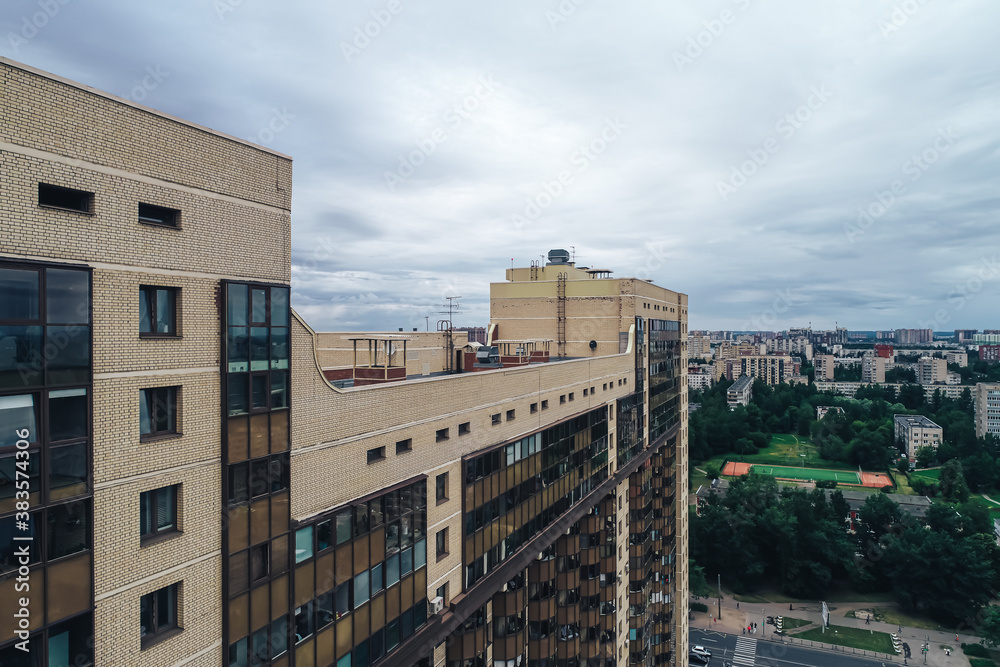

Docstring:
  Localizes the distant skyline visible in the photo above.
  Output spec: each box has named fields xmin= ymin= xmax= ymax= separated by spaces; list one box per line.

xmin=3 ymin=1 xmax=999 ymax=332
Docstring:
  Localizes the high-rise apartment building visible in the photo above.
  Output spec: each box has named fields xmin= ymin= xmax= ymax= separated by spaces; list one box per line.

xmin=814 ymin=355 xmax=835 ymax=381
xmin=0 ymin=59 xmax=689 ymax=667
xmin=861 ymin=356 xmax=885 ymax=384
xmin=975 ymin=383 xmax=1000 ymax=438
xmin=945 ymin=351 xmax=967 ymax=367
xmin=980 ymin=345 xmax=1000 ymax=363
xmin=917 ymin=357 xmax=948 ymax=385
xmin=895 ymin=329 xmax=933 ymax=345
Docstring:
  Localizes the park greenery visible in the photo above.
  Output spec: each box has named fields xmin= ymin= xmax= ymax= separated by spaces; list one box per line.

xmin=688 ymin=370 xmax=1000 ymax=628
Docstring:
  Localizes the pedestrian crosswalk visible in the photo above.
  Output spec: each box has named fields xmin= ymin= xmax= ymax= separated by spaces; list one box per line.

xmin=732 ymin=636 xmax=758 ymax=666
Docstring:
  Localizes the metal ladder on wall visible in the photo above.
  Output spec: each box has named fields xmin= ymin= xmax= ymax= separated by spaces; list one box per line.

xmin=557 ymin=272 xmax=567 ymax=357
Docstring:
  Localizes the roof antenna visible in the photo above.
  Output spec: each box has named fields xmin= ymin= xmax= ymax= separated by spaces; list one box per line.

xmin=570 ymin=245 xmax=576 ymax=263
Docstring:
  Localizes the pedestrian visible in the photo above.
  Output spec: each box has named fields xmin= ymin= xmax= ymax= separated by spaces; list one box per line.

xmin=790 ymin=603 xmax=793 ymax=611
xmin=736 ymin=602 xmax=739 ymax=609
xmin=742 ymin=627 xmax=745 ymax=635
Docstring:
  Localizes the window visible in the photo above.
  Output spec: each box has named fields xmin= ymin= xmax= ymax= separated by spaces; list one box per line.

xmin=395 ymin=438 xmax=412 ymax=454
xmin=530 ymin=402 xmax=538 ymax=414
xmin=367 ymin=446 xmax=385 ymax=464
xmin=140 ymin=583 xmax=179 ymax=644
xmin=491 ymin=413 xmax=501 ymax=425
xmin=436 ymin=583 xmax=448 ymax=606
xmin=506 ymin=409 xmax=515 ymax=421
xmin=583 ymin=388 xmax=588 ymax=396
xmin=541 ymin=400 xmax=549 ymax=410
xmin=138 ymin=203 xmax=180 ymax=228
xmin=435 ymin=428 xmax=449 ymax=442
xmin=139 ymin=386 xmax=178 ymax=439
xmin=569 ymin=393 xmax=574 ymax=401
xmin=139 ymin=286 xmax=178 ymax=336
xmin=436 ymin=528 xmax=449 ymax=559
xmin=560 ymin=395 xmax=566 ymax=404
xmin=250 ymin=543 xmax=269 ymax=582
xmin=435 ymin=473 xmax=448 ymax=503
xmin=38 ymin=183 xmax=93 ymax=214
xmin=140 ymin=485 xmax=178 ymax=539
xmin=458 ymin=422 xmax=470 ymax=435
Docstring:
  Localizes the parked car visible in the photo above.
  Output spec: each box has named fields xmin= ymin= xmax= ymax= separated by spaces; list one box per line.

xmin=692 ymin=645 xmax=712 ymax=657
xmin=689 ymin=652 xmax=710 ymax=665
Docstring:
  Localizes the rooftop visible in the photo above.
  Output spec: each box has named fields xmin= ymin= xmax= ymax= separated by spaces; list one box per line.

xmin=893 ymin=414 xmax=942 ymax=429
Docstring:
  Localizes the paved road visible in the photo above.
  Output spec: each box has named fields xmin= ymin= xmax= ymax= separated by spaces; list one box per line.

xmin=692 ymin=628 xmax=897 ymax=667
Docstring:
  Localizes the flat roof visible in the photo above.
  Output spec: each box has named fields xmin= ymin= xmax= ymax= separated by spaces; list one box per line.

xmin=893 ymin=414 xmax=942 ymax=428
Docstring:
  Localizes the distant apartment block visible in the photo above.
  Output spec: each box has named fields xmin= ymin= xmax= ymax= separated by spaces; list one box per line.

xmin=815 ymin=381 xmax=968 ymax=401
xmin=894 ymin=414 xmax=943 ymax=462
xmin=862 ymin=356 xmax=886 ymax=384
xmin=896 ymin=328 xmax=934 ymax=345
xmin=917 ymin=356 xmax=948 ymax=384
xmin=975 ymin=383 xmax=1000 ymax=438
xmin=874 ymin=344 xmax=894 ymax=359
xmin=816 ymin=406 xmax=844 ymax=420
xmin=975 ymin=334 xmax=1000 ymax=345
xmin=814 ymin=354 xmax=835 ymax=381
xmin=687 ymin=369 xmax=713 ymax=391
xmin=980 ymin=345 xmax=1000 ymax=363
xmin=955 ymin=329 xmax=978 ymax=344
xmin=945 ymin=350 xmax=967 ymax=367
xmin=727 ymin=375 xmax=754 ymax=409
xmin=688 ymin=334 xmax=712 ymax=359
xmin=738 ymin=355 xmax=790 ymax=385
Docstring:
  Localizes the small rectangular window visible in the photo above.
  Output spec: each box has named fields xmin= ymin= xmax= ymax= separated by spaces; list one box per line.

xmin=367 ymin=447 xmax=385 ymax=464
xmin=541 ymin=400 xmax=549 ymax=410
xmin=458 ymin=422 xmax=470 ymax=435
xmin=139 ymin=286 xmax=178 ymax=336
xmin=141 ymin=583 xmax=179 ymax=645
xmin=140 ymin=485 xmax=179 ymax=540
xmin=569 ymin=393 xmax=574 ymax=401
xmin=138 ymin=203 xmax=180 ymax=228
xmin=38 ymin=183 xmax=93 ymax=214
xmin=506 ymin=409 xmax=515 ymax=421
xmin=435 ymin=472 xmax=449 ymax=503
xmin=530 ymin=403 xmax=538 ymax=414
xmin=583 ymin=388 xmax=589 ymax=397
xmin=435 ymin=428 xmax=449 ymax=442
xmin=491 ymin=413 xmax=501 ymax=425
xmin=560 ymin=395 xmax=566 ymax=404
xmin=139 ymin=386 xmax=178 ymax=439
xmin=436 ymin=528 xmax=449 ymax=559
xmin=395 ymin=439 xmax=412 ymax=454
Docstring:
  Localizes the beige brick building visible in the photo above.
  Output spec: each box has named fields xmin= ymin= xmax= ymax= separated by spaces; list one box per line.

xmin=0 ymin=61 xmax=688 ymax=667
xmin=861 ymin=356 xmax=885 ymax=384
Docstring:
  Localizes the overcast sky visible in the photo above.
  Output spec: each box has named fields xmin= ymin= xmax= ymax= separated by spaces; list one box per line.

xmin=4 ymin=1 xmax=999 ymax=333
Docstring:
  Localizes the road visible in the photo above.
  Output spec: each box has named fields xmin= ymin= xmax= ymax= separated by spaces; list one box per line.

xmin=692 ymin=628 xmax=900 ymax=667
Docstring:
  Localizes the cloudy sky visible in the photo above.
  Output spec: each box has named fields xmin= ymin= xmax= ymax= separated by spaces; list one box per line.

xmin=4 ymin=0 xmax=999 ymax=333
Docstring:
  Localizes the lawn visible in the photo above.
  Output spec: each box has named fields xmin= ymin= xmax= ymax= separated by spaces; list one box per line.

xmin=869 ymin=607 xmax=950 ymax=632
xmin=779 ymin=617 xmax=811 ymax=630
xmin=795 ymin=624 xmax=897 ymax=653
xmin=742 ymin=434 xmax=858 ymax=471
xmin=969 ymin=658 xmax=996 ymax=667
xmin=911 ymin=467 xmax=942 ymax=482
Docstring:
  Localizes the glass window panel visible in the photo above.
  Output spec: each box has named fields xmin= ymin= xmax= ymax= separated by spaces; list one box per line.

xmin=295 ymin=561 xmax=315 ymax=608
xmin=400 ymin=515 xmax=412 ymax=549
xmin=250 ymin=414 xmax=269 ymax=459
xmin=369 ymin=499 xmax=384 ymax=528
xmin=401 ymin=548 xmax=412 ymax=576
xmin=270 ymin=410 xmax=289 ymax=452
xmin=336 ymin=510 xmax=352 ymax=545
xmin=157 ymin=485 xmax=176 ymax=531
xmin=228 ymin=328 xmax=249 ymax=373
xmin=271 ymin=328 xmax=289 ymax=369
xmin=46 ymin=269 xmax=89 ymax=324
xmin=272 ymin=534 xmax=289 ymax=575
xmin=229 ymin=637 xmax=248 ymax=667
xmin=271 ymin=288 xmax=289 ymax=326
xmin=354 ymin=570 xmax=369 ymax=607
xmin=47 ymin=499 xmax=88 ymax=559
xmin=229 ymin=462 xmax=249 ymax=505
xmin=371 ymin=564 xmax=384 ymax=595
xmin=270 ymin=370 xmax=288 ymax=409
xmin=48 ymin=611 xmax=93 ymax=667
xmin=385 ymin=521 xmax=399 ymax=556
xmin=318 ymin=590 xmax=335 ymax=628
xmin=251 ymin=458 xmax=269 ymax=498
xmin=355 ymin=639 xmax=369 ymax=667
xmin=295 ymin=526 xmax=314 ymax=563
xmin=414 ymin=539 xmax=426 ymax=570
xmin=335 ymin=582 xmax=351 ymax=618
xmin=252 ymin=375 xmax=268 ymax=409
xmin=270 ymin=453 xmax=289 ymax=493
xmin=386 ymin=554 xmax=399 ymax=587
xmin=228 ymin=284 xmax=248 ymax=326
xmin=0 ymin=512 xmax=40 ymax=573
xmin=317 ymin=520 xmax=332 ymax=551
xmin=49 ymin=443 xmax=87 ymax=500
xmin=229 ymin=505 xmax=249 ymax=552
xmin=250 ymin=544 xmax=269 ymax=582
xmin=140 ymin=488 xmax=153 ymax=536
xmin=0 ymin=451 xmax=40 ymax=515
xmin=250 ymin=327 xmax=269 ymax=371
xmin=49 ymin=388 xmax=87 ymax=442
xmin=46 ymin=553 xmax=91 ymax=623
xmin=139 ymin=288 xmax=151 ymax=334
xmin=354 ymin=505 xmax=370 ymax=536
xmin=251 ymin=498 xmax=270 ymax=545
xmin=271 ymin=492 xmax=289 ymax=535
xmin=337 ymin=654 xmax=351 ymax=667
xmin=272 ymin=615 xmax=289 ymax=658
xmin=0 ymin=325 xmax=43 ymax=388
xmin=252 ymin=626 xmax=269 ymax=663
xmin=140 ymin=591 xmax=153 ymax=638
xmin=272 ymin=575 xmax=289 ymax=620
xmin=230 ymin=594 xmax=249 ymax=641
xmin=0 ymin=394 xmax=36 ymax=447
xmin=386 ymin=619 xmax=399 ymax=651
xmin=251 ymin=289 xmax=267 ymax=324
xmin=228 ymin=374 xmax=248 ymax=416
xmin=0 ymin=268 xmax=39 ymax=321
xmin=155 ymin=289 xmax=175 ymax=334
xmin=399 ymin=486 xmax=411 ymax=514
xmin=295 ymin=602 xmax=314 ymax=643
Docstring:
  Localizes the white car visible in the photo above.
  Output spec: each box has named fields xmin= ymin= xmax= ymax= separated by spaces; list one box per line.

xmin=692 ymin=645 xmax=712 ymax=657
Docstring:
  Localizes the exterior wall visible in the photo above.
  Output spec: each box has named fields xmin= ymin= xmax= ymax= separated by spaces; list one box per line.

xmin=814 ymin=355 xmax=835 ymax=381
xmin=862 ymin=356 xmax=885 ymax=384
xmin=975 ymin=383 xmax=1000 ymax=438
xmin=1 ymin=56 xmax=290 ymax=666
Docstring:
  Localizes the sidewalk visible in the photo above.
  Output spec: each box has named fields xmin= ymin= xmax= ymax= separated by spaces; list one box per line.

xmin=690 ymin=592 xmax=979 ymax=666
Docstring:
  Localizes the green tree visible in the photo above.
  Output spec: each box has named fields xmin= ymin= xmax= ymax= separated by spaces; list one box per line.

xmin=915 ymin=445 xmax=937 ymax=469
xmin=978 ymin=605 xmax=1000 ymax=648
xmin=940 ymin=459 xmax=971 ymax=503
xmin=704 ymin=463 xmax=721 ymax=480
xmin=689 ymin=559 xmax=714 ymax=598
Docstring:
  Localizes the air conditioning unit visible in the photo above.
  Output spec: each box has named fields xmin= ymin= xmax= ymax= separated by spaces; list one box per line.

xmin=431 ymin=596 xmax=444 ymax=614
